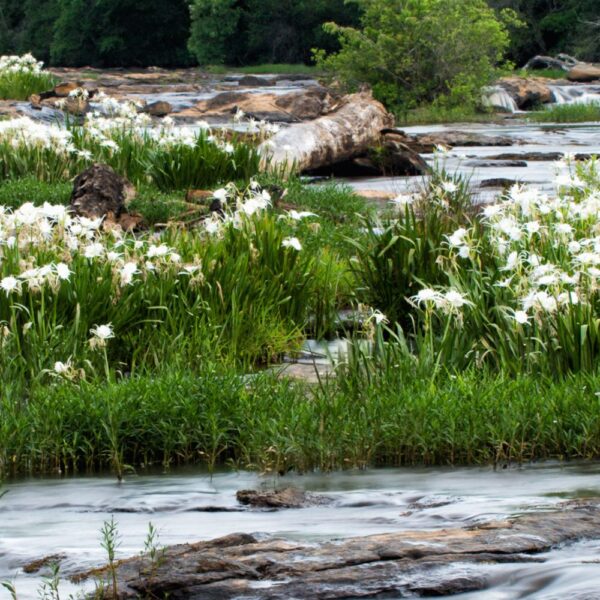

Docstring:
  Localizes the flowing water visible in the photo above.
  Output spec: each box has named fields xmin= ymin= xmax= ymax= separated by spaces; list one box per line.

xmin=2 ymin=463 xmax=600 ymax=599
xmin=344 ymin=121 xmax=600 ymax=204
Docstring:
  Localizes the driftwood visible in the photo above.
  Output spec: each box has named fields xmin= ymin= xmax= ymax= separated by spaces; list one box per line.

xmin=259 ymin=92 xmax=394 ymax=174
xmin=77 ymin=501 xmax=600 ymax=599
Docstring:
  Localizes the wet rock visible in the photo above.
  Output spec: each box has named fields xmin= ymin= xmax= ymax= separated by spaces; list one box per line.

xmin=70 ymin=164 xmax=136 ymax=219
xmin=409 ymin=130 xmax=516 ymax=149
xmin=480 ymin=178 xmax=518 ymax=189
xmin=466 ymin=159 xmax=528 ymax=168
xmin=63 ymin=96 xmax=90 ymax=116
xmin=53 ymin=81 xmax=82 ymax=98
xmin=144 ymin=101 xmax=172 ymax=117
xmin=568 ymin=64 xmax=600 ymax=83
xmin=498 ymin=77 xmax=554 ymax=109
xmin=381 ymin=137 xmax=429 ymax=175
xmin=76 ymin=503 xmax=600 ymax=599
xmin=484 ymin=152 xmax=564 ymax=161
xmin=236 ymin=488 xmax=331 ymax=509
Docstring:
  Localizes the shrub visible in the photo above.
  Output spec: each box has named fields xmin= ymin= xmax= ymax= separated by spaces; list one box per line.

xmin=316 ymin=0 xmax=518 ymax=110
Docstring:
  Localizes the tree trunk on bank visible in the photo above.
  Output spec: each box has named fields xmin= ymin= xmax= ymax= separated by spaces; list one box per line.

xmin=259 ymin=92 xmax=394 ymax=174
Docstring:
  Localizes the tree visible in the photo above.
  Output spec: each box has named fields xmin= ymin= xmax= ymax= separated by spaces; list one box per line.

xmin=52 ymin=0 xmax=192 ymax=67
xmin=188 ymin=0 xmax=242 ymax=65
xmin=316 ymin=0 xmax=516 ymax=110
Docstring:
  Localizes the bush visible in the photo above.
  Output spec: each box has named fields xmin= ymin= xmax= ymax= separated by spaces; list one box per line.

xmin=316 ymin=0 xmax=517 ymax=110
xmin=0 ymin=54 xmax=56 ymax=100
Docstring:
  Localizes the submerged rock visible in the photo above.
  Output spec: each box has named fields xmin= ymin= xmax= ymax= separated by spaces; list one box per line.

xmin=70 ymin=164 xmax=136 ymax=219
xmin=75 ymin=502 xmax=600 ymax=599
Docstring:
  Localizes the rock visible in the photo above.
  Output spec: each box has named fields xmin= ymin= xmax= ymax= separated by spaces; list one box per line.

xmin=185 ymin=190 xmax=214 ymax=204
xmin=480 ymin=178 xmax=518 ymax=189
xmin=236 ymin=488 xmax=331 ymax=509
xmin=484 ymin=152 xmax=564 ymax=161
xmin=75 ymin=502 xmax=600 ymax=599
xmin=237 ymin=75 xmax=277 ymax=87
xmin=380 ymin=138 xmax=429 ymax=175
xmin=144 ymin=101 xmax=172 ymax=117
xmin=415 ymin=130 xmax=516 ymax=149
xmin=22 ymin=554 xmax=67 ymax=574
xmin=70 ymin=164 xmax=136 ymax=219
xmin=498 ymin=77 xmax=554 ymax=109
xmin=29 ymin=93 xmax=42 ymax=110
xmin=524 ymin=55 xmax=573 ymax=72
xmin=259 ymin=91 xmax=394 ymax=174
xmin=465 ymin=159 xmax=528 ymax=168
xmin=62 ymin=96 xmax=90 ymax=116
xmin=178 ymin=87 xmax=336 ymax=123
xmin=54 ymin=81 xmax=82 ymax=97
xmin=568 ymin=64 xmax=600 ymax=82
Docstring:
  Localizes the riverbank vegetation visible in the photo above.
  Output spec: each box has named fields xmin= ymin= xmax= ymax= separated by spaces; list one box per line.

xmin=530 ymin=102 xmax=600 ymax=123
xmin=2 ymin=130 xmax=600 ymax=476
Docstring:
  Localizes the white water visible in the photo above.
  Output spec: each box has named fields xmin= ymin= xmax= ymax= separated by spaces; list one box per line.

xmin=549 ymin=84 xmax=600 ymax=106
xmin=482 ymin=86 xmax=520 ymax=113
xmin=2 ymin=463 xmax=600 ymax=599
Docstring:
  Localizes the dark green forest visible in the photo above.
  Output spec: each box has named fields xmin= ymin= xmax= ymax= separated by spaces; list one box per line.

xmin=0 ymin=0 xmax=598 ymax=68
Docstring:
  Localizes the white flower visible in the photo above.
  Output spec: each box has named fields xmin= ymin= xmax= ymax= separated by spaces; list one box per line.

xmin=213 ymin=188 xmax=228 ymax=202
xmin=282 ymin=237 xmax=302 ymax=251
xmin=441 ymin=181 xmax=457 ymax=194
xmin=443 ymin=290 xmax=471 ymax=310
xmin=119 ymin=262 xmax=139 ymax=286
xmin=55 ymin=263 xmax=71 ymax=281
xmin=0 ymin=276 xmax=20 ymax=296
xmin=147 ymin=244 xmax=170 ymax=258
xmin=369 ymin=309 xmax=389 ymax=325
xmin=84 ymin=242 xmax=104 ymax=259
xmin=54 ymin=361 xmax=70 ymax=375
xmin=414 ymin=288 xmax=441 ymax=304
xmin=514 ymin=310 xmax=529 ymax=325
xmin=447 ymin=228 xmax=468 ymax=248
xmin=90 ymin=323 xmax=114 ymax=340
xmin=287 ymin=210 xmax=317 ymax=221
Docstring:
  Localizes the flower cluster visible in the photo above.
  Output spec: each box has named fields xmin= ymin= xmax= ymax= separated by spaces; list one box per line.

xmin=0 ymin=53 xmax=44 ymax=75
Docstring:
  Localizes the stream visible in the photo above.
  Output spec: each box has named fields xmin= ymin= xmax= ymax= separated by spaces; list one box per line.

xmin=2 ymin=462 xmax=600 ymax=599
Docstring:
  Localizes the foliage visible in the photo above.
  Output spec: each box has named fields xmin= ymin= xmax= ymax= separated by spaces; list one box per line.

xmin=187 ymin=0 xmax=360 ymax=66
xmin=316 ymin=0 xmax=517 ymax=109
xmin=489 ymin=0 xmax=600 ymax=64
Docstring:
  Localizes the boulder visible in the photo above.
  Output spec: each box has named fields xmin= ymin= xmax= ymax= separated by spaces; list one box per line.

xmin=144 ymin=101 xmax=172 ymax=117
xmin=53 ymin=81 xmax=82 ymax=97
xmin=259 ymin=92 xmax=394 ymax=174
xmin=498 ymin=77 xmax=554 ymax=109
xmin=237 ymin=75 xmax=277 ymax=87
xmin=70 ymin=164 xmax=136 ymax=219
xmin=568 ymin=64 xmax=600 ymax=82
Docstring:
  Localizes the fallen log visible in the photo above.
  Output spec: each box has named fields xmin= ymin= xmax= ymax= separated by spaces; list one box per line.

xmin=76 ymin=501 xmax=600 ymax=599
xmin=259 ymin=92 xmax=394 ymax=174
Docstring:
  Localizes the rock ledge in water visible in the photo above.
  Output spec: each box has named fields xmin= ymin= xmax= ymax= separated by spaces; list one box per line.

xmin=76 ymin=501 xmax=600 ymax=599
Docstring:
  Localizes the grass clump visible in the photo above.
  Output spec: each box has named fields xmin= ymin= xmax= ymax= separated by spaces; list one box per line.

xmin=0 ymin=54 xmax=57 ymax=100
xmin=2 ymin=364 xmax=600 ymax=478
xmin=529 ymin=102 xmax=600 ymax=123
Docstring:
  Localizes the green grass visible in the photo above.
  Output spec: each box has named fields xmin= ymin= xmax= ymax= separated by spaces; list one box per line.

xmin=207 ymin=63 xmax=321 ymax=76
xmin=396 ymin=104 xmax=496 ymax=125
xmin=529 ymin=102 xmax=600 ymax=123
xmin=2 ymin=365 xmax=600 ymax=478
xmin=515 ymin=68 xmax=567 ymax=80
xmin=0 ymin=70 xmax=57 ymax=100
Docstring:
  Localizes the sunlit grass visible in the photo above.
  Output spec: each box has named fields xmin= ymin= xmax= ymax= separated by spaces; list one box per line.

xmin=529 ymin=102 xmax=600 ymax=123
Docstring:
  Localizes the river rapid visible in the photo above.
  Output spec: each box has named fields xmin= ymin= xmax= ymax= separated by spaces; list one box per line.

xmin=2 ymin=462 xmax=600 ymax=599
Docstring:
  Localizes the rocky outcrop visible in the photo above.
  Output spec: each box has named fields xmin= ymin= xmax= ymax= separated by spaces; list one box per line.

xmin=259 ymin=92 xmax=394 ymax=174
xmin=177 ymin=87 xmax=336 ymax=122
xmin=388 ymin=129 xmax=517 ymax=152
xmin=75 ymin=502 xmax=600 ymax=599
xmin=568 ymin=64 xmax=600 ymax=82
xmin=70 ymin=164 xmax=136 ymax=219
xmin=498 ymin=77 xmax=554 ymax=109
